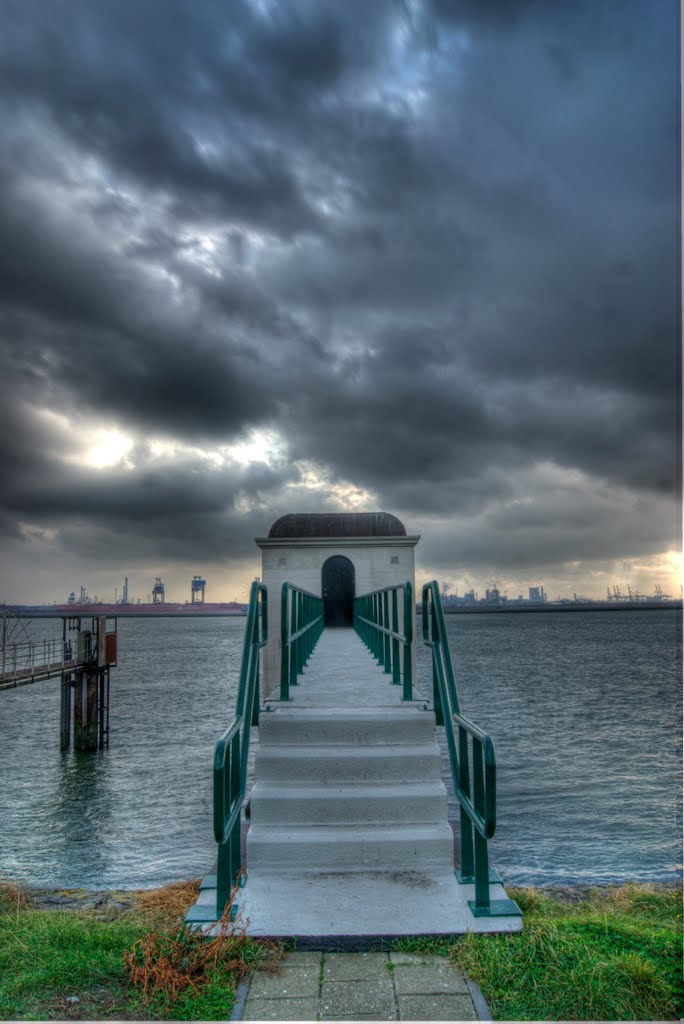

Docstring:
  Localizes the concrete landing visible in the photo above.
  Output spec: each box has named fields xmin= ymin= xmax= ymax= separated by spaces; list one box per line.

xmin=193 ymin=868 xmax=522 ymax=944
xmin=236 ymin=950 xmax=487 ymax=1021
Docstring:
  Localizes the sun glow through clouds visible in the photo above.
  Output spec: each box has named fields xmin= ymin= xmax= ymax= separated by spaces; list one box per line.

xmin=83 ymin=430 xmax=135 ymax=469
xmin=226 ymin=430 xmax=283 ymax=467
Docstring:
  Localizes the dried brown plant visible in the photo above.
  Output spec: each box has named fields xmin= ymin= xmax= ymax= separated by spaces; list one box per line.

xmin=133 ymin=878 xmax=202 ymax=925
xmin=0 ymin=879 xmax=31 ymax=911
xmin=124 ymin=891 xmax=279 ymax=1005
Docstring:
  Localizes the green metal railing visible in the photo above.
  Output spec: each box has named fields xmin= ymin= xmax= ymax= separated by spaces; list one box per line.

xmin=353 ymin=581 xmax=413 ymax=701
xmin=280 ymin=582 xmax=324 ymax=701
xmin=422 ymin=580 xmax=521 ymax=919
xmin=213 ymin=580 xmax=267 ymax=919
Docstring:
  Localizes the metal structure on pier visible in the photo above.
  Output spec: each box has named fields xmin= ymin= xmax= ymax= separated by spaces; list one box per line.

xmin=0 ymin=610 xmax=117 ymax=751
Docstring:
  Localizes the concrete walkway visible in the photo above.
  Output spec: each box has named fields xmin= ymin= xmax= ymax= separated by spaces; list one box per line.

xmin=235 ymin=950 xmax=487 ymax=1021
xmin=278 ymin=628 xmax=414 ymax=708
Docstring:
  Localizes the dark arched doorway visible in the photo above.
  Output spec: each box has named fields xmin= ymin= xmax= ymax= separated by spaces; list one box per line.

xmin=322 ymin=555 xmax=355 ymax=627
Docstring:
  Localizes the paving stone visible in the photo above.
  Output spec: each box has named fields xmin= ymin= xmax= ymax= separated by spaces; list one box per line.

xmin=323 ymin=951 xmax=389 ymax=981
xmin=393 ymin=960 xmax=469 ymax=995
xmin=242 ymin=996 xmax=319 ymax=1020
xmin=247 ymin=966 xmax=320 ymax=999
xmin=397 ymin=992 xmax=478 ymax=1020
xmin=321 ymin=976 xmax=395 ymax=1017
xmin=327 ymin=1016 xmax=397 ymax=1021
xmin=279 ymin=951 xmax=324 ymax=968
xmin=389 ymin=951 xmax=437 ymax=965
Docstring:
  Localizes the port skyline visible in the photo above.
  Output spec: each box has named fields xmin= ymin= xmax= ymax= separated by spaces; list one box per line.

xmin=4 ymin=574 xmax=679 ymax=615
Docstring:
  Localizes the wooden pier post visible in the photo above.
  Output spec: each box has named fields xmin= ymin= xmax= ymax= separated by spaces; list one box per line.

xmin=73 ymin=668 xmax=100 ymax=751
xmin=60 ymin=674 xmax=72 ymax=750
xmin=68 ymin=617 xmax=113 ymax=752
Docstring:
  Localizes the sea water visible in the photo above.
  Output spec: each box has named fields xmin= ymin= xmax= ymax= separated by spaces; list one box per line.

xmin=0 ymin=610 xmax=680 ymax=888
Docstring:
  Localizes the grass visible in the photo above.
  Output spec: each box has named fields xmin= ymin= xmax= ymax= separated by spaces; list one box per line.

xmin=2 ymin=880 xmax=680 ymax=1020
xmin=0 ymin=880 xmax=280 ymax=1020
xmin=396 ymin=882 xmax=683 ymax=1021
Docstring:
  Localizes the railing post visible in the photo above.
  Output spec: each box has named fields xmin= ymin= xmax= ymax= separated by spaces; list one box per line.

xmin=370 ymin=595 xmax=376 ymax=661
xmin=291 ymin=590 xmax=296 ymax=680
xmin=251 ymin=651 xmax=261 ymax=728
xmin=375 ymin=593 xmax=381 ymax=660
xmin=297 ymin=591 xmax=303 ymax=676
xmin=471 ymin=737 xmax=490 ymax=913
xmin=402 ymin=581 xmax=413 ymax=701
xmin=290 ymin=588 xmax=296 ymax=686
xmin=216 ymin=834 xmax=232 ymax=918
xmin=391 ymin=589 xmax=400 ymax=684
xmin=382 ymin=591 xmax=390 ymax=671
xmin=280 ymin=582 xmax=291 ymax=702
xmin=230 ymin=731 xmax=242 ymax=884
xmin=430 ymin=595 xmax=444 ymax=726
xmin=457 ymin=724 xmax=474 ymax=882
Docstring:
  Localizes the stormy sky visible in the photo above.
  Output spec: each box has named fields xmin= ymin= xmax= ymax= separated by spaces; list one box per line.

xmin=0 ymin=0 xmax=680 ymax=604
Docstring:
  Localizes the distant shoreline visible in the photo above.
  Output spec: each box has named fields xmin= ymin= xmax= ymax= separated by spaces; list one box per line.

xmin=438 ymin=600 xmax=682 ymax=615
xmin=2 ymin=608 xmax=248 ymax=618
xmin=5 ymin=600 xmax=681 ymax=618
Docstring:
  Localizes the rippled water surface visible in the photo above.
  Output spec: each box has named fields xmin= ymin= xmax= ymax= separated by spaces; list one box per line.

xmin=0 ymin=610 xmax=680 ymax=888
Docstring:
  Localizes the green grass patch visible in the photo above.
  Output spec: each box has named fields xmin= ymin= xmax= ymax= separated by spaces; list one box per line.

xmin=0 ymin=905 xmax=149 ymax=1020
xmin=0 ymin=882 xmax=278 ymax=1020
xmin=399 ymin=883 xmax=683 ymax=1021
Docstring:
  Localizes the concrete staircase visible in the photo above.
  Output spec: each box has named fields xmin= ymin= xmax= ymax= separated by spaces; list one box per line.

xmin=189 ymin=630 xmax=522 ymax=941
xmin=248 ymin=706 xmax=453 ymax=872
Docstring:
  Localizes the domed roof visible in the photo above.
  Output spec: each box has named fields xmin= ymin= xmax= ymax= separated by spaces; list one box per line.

xmin=268 ymin=512 xmax=406 ymax=539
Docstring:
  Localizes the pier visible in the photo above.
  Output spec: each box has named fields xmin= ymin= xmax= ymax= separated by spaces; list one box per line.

xmin=0 ymin=613 xmax=117 ymax=751
xmin=187 ymin=512 xmax=522 ymax=942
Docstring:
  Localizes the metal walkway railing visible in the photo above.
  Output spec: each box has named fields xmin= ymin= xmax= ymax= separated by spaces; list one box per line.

xmin=353 ymin=581 xmax=414 ymax=700
xmin=422 ymin=580 xmax=520 ymax=918
xmin=0 ymin=638 xmax=77 ymax=688
xmin=280 ymin=583 xmax=324 ymax=701
xmin=213 ymin=580 xmax=266 ymax=919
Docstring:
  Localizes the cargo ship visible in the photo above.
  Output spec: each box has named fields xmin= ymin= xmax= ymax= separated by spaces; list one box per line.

xmin=4 ymin=602 xmax=247 ymax=618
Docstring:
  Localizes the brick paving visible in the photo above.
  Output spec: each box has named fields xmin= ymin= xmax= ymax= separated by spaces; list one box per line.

xmin=238 ymin=950 xmax=482 ymax=1021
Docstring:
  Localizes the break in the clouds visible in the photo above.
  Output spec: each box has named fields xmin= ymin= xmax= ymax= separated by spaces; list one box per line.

xmin=0 ymin=0 xmax=680 ymax=603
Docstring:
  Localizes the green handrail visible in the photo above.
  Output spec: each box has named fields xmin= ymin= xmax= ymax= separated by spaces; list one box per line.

xmin=422 ymin=580 xmax=521 ymax=919
xmin=353 ymin=581 xmax=413 ymax=701
xmin=213 ymin=580 xmax=267 ymax=919
xmin=280 ymin=582 xmax=324 ymax=701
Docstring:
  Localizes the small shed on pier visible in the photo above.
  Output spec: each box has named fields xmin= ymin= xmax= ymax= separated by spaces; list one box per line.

xmin=255 ymin=512 xmax=420 ymax=696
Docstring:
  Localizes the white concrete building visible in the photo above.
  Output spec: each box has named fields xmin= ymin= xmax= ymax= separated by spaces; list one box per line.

xmin=255 ymin=512 xmax=420 ymax=696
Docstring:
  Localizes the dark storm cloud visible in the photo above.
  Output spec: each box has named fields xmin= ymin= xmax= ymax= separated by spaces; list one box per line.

xmin=0 ymin=174 xmax=291 ymax=435
xmin=0 ymin=0 xmax=679 ymax=592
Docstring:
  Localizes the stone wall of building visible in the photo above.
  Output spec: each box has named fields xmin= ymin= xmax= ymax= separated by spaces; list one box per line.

xmin=255 ymin=536 xmax=419 ymax=697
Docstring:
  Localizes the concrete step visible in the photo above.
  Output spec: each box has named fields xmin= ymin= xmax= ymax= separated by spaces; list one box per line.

xmin=246 ymin=821 xmax=454 ymax=871
xmin=258 ymin=707 xmax=435 ymax=746
xmin=249 ymin=780 xmax=449 ymax=826
xmin=254 ymin=743 xmax=442 ymax=783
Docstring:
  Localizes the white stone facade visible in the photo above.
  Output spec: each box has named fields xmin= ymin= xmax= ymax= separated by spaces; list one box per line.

xmin=255 ymin=535 xmax=420 ymax=697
